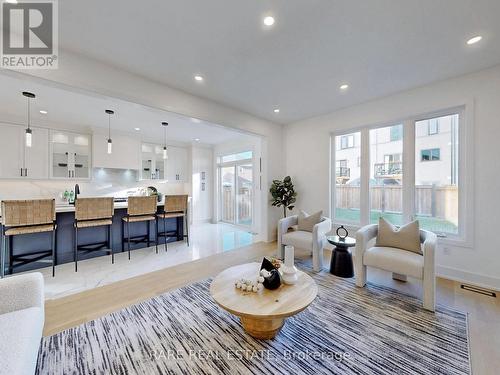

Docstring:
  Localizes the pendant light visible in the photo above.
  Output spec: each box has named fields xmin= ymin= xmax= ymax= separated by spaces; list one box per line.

xmin=22 ymin=91 xmax=35 ymax=147
xmin=105 ymin=109 xmax=114 ymax=154
xmin=162 ymin=122 xmax=168 ymax=159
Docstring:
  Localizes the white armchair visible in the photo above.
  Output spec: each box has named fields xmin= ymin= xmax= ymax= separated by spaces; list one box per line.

xmin=0 ymin=272 xmax=45 ymax=375
xmin=354 ymin=224 xmax=437 ymax=311
xmin=277 ymin=215 xmax=332 ymax=272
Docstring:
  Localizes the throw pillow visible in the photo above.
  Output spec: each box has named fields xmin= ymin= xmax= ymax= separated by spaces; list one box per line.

xmin=375 ymin=217 xmax=422 ymax=254
xmin=297 ymin=210 xmax=323 ymax=232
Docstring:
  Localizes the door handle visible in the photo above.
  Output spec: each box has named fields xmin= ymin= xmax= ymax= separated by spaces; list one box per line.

xmin=20 ymin=168 xmax=23 ymax=177
xmin=25 ymin=168 xmax=28 ymax=177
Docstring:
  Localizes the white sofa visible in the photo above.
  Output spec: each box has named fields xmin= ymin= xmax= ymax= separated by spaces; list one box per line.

xmin=277 ymin=215 xmax=332 ymax=271
xmin=0 ymin=273 xmax=45 ymax=375
xmin=354 ymin=224 xmax=437 ymax=311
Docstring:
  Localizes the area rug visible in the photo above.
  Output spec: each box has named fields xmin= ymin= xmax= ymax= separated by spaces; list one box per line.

xmin=36 ymin=263 xmax=470 ymax=375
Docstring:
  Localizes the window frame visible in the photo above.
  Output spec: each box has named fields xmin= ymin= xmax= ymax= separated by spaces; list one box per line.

xmin=330 ymin=105 xmax=473 ymax=246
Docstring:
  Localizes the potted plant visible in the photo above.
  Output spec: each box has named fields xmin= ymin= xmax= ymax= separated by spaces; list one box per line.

xmin=270 ymin=176 xmax=297 ymax=218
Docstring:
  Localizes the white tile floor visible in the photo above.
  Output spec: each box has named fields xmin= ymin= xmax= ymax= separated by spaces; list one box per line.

xmin=33 ymin=223 xmax=260 ymax=299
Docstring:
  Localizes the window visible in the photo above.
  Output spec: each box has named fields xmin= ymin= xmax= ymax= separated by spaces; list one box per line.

xmin=390 ymin=125 xmax=403 ymax=141
xmin=370 ymin=127 xmax=403 ymax=225
xmin=416 ymin=114 xmax=458 ymax=234
xmin=428 ymin=119 xmax=439 ymax=135
xmin=421 ymin=148 xmax=440 ymax=161
xmin=340 ymin=134 xmax=355 ymax=149
xmin=220 ymin=151 xmax=252 ymax=163
xmin=334 ymin=132 xmax=361 ymax=223
xmin=331 ymin=109 xmax=466 ymax=240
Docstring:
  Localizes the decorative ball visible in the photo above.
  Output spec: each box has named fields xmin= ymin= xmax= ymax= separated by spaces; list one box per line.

xmin=236 ymin=282 xmax=242 ymax=289
xmin=260 ymin=269 xmax=271 ymax=278
xmin=246 ymin=285 xmax=253 ymax=292
xmin=257 ymin=276 xmax=264 ymax=283
xmin=257 ymin=283 xmax=264 ymax=291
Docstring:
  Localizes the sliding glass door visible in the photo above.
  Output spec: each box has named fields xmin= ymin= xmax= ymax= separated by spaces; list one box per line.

xmin=219 ymin=151 xmax=253 ymax=227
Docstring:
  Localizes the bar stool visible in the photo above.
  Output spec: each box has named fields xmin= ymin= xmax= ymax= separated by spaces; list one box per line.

xmin=74 ymin=197 xmax=114 ymax=272
xmin=157 ymin=195 xmax=189 ymax=251
xmin=0 ymin=199 xmax=57 ymax=278
xmin=122 ymin=196 xmax=158 ymax=259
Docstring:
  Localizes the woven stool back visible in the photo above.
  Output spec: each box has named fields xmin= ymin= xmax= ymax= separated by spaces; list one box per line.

xmin=165 ymin=195 xmax=188 ymax=213
xmin=127 ymin=196 xmax=157 ymax=216
xmin=75 ymin=197 xmax=114 ymax=221
xmin=1 ymin=199 xmax=56 ymax=227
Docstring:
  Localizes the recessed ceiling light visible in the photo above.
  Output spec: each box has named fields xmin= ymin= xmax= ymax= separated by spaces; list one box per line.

xmin=194 ymin=138 xmax=200 ymax=142
xmin=263 ymin=16 xmax=275 ymax=26
xmin=340 ymin=84 xmax=349 ymax=90
xmin=466 ymin=36 xmax=482 ymax=45
xmin=39 ymin=110 xmax=48 ymax=114
xmin=273 ymin=108 xmax=280 ymax=113
xmin=134 ymin=127 xmax=140 ymax=131
xmin=194 ymin=75 xmax=203 ymax=81
xmin=5 ymin=0 xmax=18 ymax=4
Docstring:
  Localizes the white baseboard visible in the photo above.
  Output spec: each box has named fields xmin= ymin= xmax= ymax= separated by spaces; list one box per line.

xmin=436 ymin=265 xmax=500 ymax=291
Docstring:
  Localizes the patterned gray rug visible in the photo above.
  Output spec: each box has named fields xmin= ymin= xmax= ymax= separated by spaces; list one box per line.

xmin=36 ymin=262 xmax=470 ymax=375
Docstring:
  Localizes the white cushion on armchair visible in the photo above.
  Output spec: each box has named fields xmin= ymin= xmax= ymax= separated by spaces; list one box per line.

xmin=277 ymin=215 xmax=332 ymax=271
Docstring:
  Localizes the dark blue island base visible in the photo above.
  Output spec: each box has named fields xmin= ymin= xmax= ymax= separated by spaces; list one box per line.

xmin=4 ymin=206 xmax=184 ymax=275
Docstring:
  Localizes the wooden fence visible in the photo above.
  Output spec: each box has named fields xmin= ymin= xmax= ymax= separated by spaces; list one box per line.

xmin=222 ymin=187 xmax=252 ymax=223
xmin=336 ymin=184 xmax=458 ymax=224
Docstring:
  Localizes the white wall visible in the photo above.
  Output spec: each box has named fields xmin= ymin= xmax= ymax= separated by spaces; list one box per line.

xmin=285 ymin=64 xmax=500 ymax=290
xmin=19 ymin=50 xmax=284 ymax=242
xmin=191 ymin=145 xmax=213 ymax=223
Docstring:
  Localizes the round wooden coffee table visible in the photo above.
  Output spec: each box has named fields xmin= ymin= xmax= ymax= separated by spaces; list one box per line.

xmin=210 ymin=262 xmax=317 ymax=339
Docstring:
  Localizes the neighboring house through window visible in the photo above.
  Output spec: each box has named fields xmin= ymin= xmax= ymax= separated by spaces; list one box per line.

xmin=390 ymin=124 xmax=403 ymax=141
xmin=340 ymin=134 xmax=355 ymax=149
xmin=428 ymin=119 xmax=439 ymax=135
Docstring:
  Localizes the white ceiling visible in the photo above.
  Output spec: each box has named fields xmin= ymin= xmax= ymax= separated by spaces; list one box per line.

xmin=58 ymin=0 xmax=500 ymax=124
xmin=0 ymin=72 xmax=255 ymax=145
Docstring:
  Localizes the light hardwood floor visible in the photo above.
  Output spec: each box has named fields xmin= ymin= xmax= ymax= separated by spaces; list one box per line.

xmin=44 ymin=243 xmax=500 ymax=374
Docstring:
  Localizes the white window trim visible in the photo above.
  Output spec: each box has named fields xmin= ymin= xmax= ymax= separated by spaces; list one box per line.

xmin=330 ymin=103 xmax=474 ymax=248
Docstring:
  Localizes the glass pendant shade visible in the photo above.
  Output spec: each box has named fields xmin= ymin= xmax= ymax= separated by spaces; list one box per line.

xmin=25 ymin=128 xmax=32 ymax=148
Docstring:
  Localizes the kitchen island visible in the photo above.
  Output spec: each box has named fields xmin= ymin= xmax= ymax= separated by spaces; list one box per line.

xmin=1 ymin=198 xmax=186 ymax=274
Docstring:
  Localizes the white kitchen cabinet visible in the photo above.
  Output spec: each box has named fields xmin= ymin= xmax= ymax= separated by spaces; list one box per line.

xmin=50 ymin=130 xmax=91 ymax=179
xmin=93 ymin=133 xmax=140 ymax=170
xmin=140 ymin=143 xmax=166 ymax=180
xmin=166 ymin=146 xmax=188 ymax=182
xmin=140 ymin=143 xmax=187 ymax=182
xmin=0 ymin=123 xmax=48 ymax=179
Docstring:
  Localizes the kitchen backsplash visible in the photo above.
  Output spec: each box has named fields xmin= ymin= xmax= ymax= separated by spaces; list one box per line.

xmin=0 ymin=168 xmax=189 ymax=204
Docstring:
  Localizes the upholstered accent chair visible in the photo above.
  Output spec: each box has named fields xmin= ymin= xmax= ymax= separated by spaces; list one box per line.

xmin=277 ymin=215 xmax=332 ymax=272
xmin=354 ymin=224 xmax=437 ymax=311
xmin=0 ymin=272 xmax=44 ymax=375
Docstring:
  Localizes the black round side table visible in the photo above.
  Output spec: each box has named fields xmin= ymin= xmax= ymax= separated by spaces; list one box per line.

xmin=327 ymin=235 xmax=356 ymax=278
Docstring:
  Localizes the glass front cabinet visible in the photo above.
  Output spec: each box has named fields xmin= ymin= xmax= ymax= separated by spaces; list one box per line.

xmin=50 ymin=130 xmax=91 ymax=179
xmin=141 ymin=143 xmax=167 ymax=180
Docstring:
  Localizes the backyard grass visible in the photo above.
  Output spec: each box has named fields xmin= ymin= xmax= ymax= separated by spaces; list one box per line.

xmin=335 ymin=208 xmax=458 ymax=234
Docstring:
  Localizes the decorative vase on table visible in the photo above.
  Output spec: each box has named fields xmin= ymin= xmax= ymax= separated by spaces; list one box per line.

xmin=281 ymin=245 xmax=298 ymax=285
